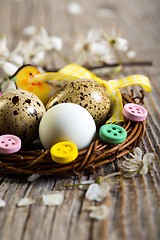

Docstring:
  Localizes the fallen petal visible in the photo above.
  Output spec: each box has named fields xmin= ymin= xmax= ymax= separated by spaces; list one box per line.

xmin=42 ymin=192 xmax=64 ymax=206
xmin=0 ymin=199 xmax=6 ymax=207
xmin=84 ymin=205 xmax=109 ymax=220
xmin=27 ymin=174 xmax=40 ymax=182
xmin=85 ymin=183 xmax=110 ymax=202
xmin=17 ymin=198 xmax=35 ymax=207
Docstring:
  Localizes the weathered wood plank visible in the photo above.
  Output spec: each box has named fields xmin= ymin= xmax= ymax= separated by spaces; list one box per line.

xmin=0 ymin=0 xmax=160 ymax=239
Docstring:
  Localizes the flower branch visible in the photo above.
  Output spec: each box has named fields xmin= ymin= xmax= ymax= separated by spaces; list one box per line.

xmin=0 ymin=26 xmax=153 ymax=78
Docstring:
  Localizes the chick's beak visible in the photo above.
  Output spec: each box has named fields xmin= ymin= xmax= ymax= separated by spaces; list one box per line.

xmin=12 ymin=76 xmax=17 ymax=82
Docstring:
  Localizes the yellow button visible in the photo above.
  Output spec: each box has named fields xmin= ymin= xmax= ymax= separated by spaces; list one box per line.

xmin=50 ymin=141 xmax=78 ymax=164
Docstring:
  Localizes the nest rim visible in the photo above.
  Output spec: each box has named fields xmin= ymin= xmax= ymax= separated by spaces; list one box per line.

xmin=0 ymin=91 xmax=146 ymax=176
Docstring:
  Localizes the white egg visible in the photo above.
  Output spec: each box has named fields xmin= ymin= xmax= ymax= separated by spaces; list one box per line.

xmin=39 ymin=103 xmax=96 ymax=150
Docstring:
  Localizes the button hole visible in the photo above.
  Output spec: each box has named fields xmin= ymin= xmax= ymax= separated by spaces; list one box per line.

xmin=136 ymin=108 xmax=139 ymax=110
xmin=2 ymin=141 xmax=5 ymax=143
xmin=112 ymin=127 xmax=116 ymax=130
xmin=12 ymin=143 xmax=15 ymax=145
xmin=113 ymin=133 xmax=117 ymax=136
xmin=138 ymin=111 xmax=141 ymax=113
xmin=118 ymin=131 xmax=122 ymax=133
xmin=5 ymin=144 xmax=8 ymax=147
xmin=131 ymin=111 xmax=135 ymax=113
xmin=129 ymin=107 xmax=132 ymax=109
xmin=107 ymin=130 xmax=111 ymax=133
xmin=8 ymin=139 xmax=11 ymax=141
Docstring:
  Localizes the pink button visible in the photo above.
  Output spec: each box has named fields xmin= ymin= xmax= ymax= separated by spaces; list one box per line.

xmin=122 ymin=103 xmax=148 ymax=121
xmin=0 ymin=134 xmax=21 ymax=154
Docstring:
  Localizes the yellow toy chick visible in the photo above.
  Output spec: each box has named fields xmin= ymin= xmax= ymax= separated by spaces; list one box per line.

xmin=9 ymin=64 xmax=56 ymax=105
xmin=9 ymin=63 xmax=152 ymax=124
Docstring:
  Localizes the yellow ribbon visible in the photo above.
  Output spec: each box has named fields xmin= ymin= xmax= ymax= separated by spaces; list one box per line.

xmin=31 ymin=63 xmax=152 ymax=123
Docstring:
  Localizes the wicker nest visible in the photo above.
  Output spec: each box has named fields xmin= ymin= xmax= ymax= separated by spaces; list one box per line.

xmin=0 ymin=90 xmax=146 ymax=176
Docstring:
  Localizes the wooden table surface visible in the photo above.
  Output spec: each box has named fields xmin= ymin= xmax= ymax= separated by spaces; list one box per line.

xmin=0 ymin=0 xmax=160 ymax=239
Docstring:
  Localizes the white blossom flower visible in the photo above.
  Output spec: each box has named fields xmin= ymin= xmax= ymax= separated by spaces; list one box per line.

xmin=0 ymin=25 xmax=136 ymax=78
xmin=34 ymin=28 xmax=63 ymax=52
xmin=104 ymin=26 xmax=122 ymax=46
xmin=73 ymin=26 xmax=133 ymax=65
xmin=101 ymin=27 xmax=131 ymax=63
xmin=0 ymin=26 xmax=65 ymax=77
xmin=121 ymin=147 xmax=155 ymax=178
xmin=73 ymin=29 xmax=105 ymax=64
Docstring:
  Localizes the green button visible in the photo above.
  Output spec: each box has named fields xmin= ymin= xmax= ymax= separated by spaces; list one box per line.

xmin=99 ymin=124 xmax=127 ymax=144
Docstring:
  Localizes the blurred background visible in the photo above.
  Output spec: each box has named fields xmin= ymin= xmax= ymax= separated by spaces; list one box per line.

xmin=0 ymin=0 xmax=159 ymax=70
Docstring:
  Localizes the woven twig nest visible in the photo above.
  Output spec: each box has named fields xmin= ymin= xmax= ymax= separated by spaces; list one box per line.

xmin=0 ymin=90 xmax=146 ymax=176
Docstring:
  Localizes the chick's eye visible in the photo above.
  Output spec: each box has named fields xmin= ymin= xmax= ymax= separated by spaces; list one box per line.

xmin=29 ymin=73 xmax=32 ymax=76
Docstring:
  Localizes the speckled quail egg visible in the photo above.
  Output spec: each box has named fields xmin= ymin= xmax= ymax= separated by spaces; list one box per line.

xmin=46 ymin=80 xmax=111 ymax=125
xmin=0 ymin=89 xmax=46 ymax=145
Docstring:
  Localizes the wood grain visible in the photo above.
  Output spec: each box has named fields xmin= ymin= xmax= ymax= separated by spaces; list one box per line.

xmin=0 ymin=0 xmax=160 ymax=239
